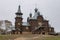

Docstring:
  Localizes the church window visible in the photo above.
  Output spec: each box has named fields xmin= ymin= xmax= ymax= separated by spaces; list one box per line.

xmin=38 ymin=22 xmax=42 ymax=26
xmin=26 ymin=27 xmax=28 ymax=29
xmin=18 ymin=23 xmax=20 ymax=25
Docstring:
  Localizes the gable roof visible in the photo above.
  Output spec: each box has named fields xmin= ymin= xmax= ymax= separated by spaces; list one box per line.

xmin=22 ymin=22 xmax=30 ymax=26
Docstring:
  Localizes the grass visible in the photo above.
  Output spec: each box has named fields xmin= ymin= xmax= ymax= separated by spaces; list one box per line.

xmin=35 ymin=35 xmax=60 ymax=40
xmin=45 ymin=36 xmax=60 ymax=40
xmin=0 ymin=34 xmax=21 ymax=40
xmin=0 ymin=34 xmax=60 ymax=40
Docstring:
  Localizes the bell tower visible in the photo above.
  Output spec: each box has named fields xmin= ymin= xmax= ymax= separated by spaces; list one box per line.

xmin=15 ymin=5 xmax=23 ymax=34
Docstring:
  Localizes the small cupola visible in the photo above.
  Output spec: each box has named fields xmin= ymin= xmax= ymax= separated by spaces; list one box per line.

xmin=34 ymin=8 xmax=38 ymax=12
xmin=37 ymin=11 xmax=40 ymax=16
xmin=29 ymin=13 xmax=32 ymax=18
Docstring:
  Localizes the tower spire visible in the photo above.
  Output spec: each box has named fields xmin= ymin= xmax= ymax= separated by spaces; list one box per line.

xmin=16 ymin=5 xmax=23 ymax=15
xmin=18 ymin=5 xmax=21 ymax=13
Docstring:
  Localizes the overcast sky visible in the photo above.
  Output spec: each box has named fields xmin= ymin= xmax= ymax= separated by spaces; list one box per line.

xmin=0 ymin=0 xmax=60 ymax=32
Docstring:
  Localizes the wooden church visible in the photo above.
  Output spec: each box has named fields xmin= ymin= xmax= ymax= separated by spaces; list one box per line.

xmin=12 ymin=5 xmax=55 ymax=35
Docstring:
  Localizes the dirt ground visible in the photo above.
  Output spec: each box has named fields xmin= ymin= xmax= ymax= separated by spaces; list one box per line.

xmin=14 ymin=35 xmax=51 ymax=40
